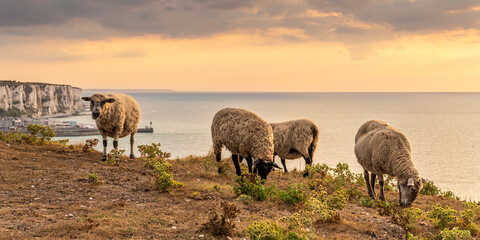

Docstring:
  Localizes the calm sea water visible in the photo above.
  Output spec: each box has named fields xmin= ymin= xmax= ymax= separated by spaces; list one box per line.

xmin=54 ymin=92 xmax=480 ymax=201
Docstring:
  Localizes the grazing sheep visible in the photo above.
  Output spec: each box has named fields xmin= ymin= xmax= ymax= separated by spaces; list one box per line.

xmin=211 ymin=108 xmax=281 ymax=180
xmin=82 ymin=93 xmax=141 ymax=162
xmin=354 ymin=120 xmax=423 ymax=206
xmin=269 ymin=119 xmax=319 ymax=176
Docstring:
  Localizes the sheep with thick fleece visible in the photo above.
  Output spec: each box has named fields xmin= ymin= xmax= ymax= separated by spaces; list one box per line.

xmin=354 ymin=120 xmax=423 ymax=206
xmin=82 ymin=93 xmax=141 ymax=162
xmin=269 ymin=119 xmax=319 ymax=175
xmin=211 ymin=108 xmax=281 ymax=180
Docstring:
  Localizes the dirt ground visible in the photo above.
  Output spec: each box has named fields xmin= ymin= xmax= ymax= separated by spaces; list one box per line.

xmin=0 ymin=140 xmax=477 ymax=239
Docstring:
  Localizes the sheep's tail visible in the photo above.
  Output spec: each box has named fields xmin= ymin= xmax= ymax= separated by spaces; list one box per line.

xmin=309 ymin=124 xmax=319 ymax=159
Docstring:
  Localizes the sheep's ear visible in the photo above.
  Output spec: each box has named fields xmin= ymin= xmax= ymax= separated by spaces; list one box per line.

xmin=407 ymin=178 xmax=415 ymax=186
xmin=105 ymin=98 xmax=115 ymax=103
xmin=271 ymin=162 xmax=282 ymax=169
xmin=82 ymin=97 xmax=91 ymax=101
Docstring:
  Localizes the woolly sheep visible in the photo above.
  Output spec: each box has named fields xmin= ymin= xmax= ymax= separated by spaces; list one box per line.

xmin=354 ymin=120 xmax=423 ymax=206
xmin=269 ymin=119 xmax=319 ymax=176
xmin=211 ymin=107 xmax=281 ymax=180
xmin=82 ymin=93 xmax=141 ymax=162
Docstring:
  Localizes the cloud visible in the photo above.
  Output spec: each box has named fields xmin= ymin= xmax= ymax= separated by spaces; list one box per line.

xmin=0 ymin=0 xmax=478 ymax=58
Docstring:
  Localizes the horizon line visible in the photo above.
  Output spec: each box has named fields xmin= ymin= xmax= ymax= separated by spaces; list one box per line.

xmin=82 ymin=89 xmax=480 ymax=94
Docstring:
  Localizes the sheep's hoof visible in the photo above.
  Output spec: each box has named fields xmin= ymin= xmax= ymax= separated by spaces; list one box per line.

xmin=303 ymin=171 xmax=310 ymax=177
xmin=130 ymin=154 xmax=134 ymax=159
xmin=379 ymin=196 xmax=386 ymax=201
xmin=101 ymin=156 xmax=107 ymax=162
xmin=218 ymin=168 xmax=222 ymax=174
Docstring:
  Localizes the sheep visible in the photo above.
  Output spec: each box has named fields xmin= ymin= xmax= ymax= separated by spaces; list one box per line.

xmin=354 ymin=120 xmax=423 ymax=206
xmin=82 ymin=93 xmax=141 ymax=163
xmin=269 ymin=119 xmax=319 ymax=176
xmin=211 ymin=107 xmax=281 ymax=180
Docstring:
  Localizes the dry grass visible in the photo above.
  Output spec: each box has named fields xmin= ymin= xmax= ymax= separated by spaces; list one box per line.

xmin=0 ymin=140 xmax=478 ymax=239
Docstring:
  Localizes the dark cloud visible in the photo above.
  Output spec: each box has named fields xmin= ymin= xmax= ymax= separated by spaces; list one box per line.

xmin=0 ymin=0 xmax=478 ymax=41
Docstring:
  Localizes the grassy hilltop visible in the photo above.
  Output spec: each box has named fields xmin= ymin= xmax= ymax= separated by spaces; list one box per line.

xmin=0 ymin=127 xmax=479 ymax=240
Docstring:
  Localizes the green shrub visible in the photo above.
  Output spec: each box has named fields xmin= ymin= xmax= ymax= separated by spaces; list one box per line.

xmin=88 ymin=172 xmax=98 ymax=183
xmin=420 ymin=181 xmax=441 ymax=196
xmin=280 ymin=183 xmax=308 ymax=205
xmin=427 ymin=204 xmax=458 ymax=228
xmin=237 ymin=194 xmax=252 ymax=202
xmin=327 ymin=188 xmax=348 ymax=210
xmin=200 ymin=155 xmax=215 ymax=177
xmin=305 ymin=163 xmax=329 ymax=179
xmin=138 ymin=143 xmax=171 ymax=159
xmin=439 ymin=227 xmax=472 ymax=240
xmin=233 ymin=173 xmax=278 ymax=201
xmin=396 ymin=207 xmax=423 ymax=233
xmin=83 ymin=139 xmax=99 ymax=152
xmin=360 ymin=197 xmax=374 ymax=208
xmin=137 ymin=143 xmax=183 ymax=192
xmin=376 ymin=200 xmax=395 ymax=217
xmin=443 ymin=191 xmax=456 ymax=199
xmin=305 ymin=197 xmax=339 ymax=223
xmin=247 ymin=220 xmax=285 ymax=240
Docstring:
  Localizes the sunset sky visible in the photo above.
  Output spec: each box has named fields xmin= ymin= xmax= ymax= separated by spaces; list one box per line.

xmin=0 ymin=0 xmax=479 ymax=92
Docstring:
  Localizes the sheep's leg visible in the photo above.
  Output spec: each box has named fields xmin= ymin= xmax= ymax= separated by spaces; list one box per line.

xmin=364 ymin=169 xmax=375 ymax=199
xmin=129 ymin=131 xmax=136 ymax=159
xmin=239 ymin=155 xmax=244 ymax=163
xmin=281 ymin=159 xmax=287 ymax=173
xmin=370 ymin=173 xmax=377 ymax=197
xmin=397 ymin=180 xmax=402 ymax=206
xmin=377 ymin=173 xmax=386 ymax=201
xmin=113 ymin=134 xmax=120 ymax=163
xmin=216 ymin=152 xmax=222 ymax=174
xmin=302 ymin=155 xmax=311 ymax=177
xmin=245 ymin=156 xmax=253 ymax=173
xmin=101 ymin=134 xmax=107 ymax=162
xmin=232 ymin=154 xmax=242 ymax=176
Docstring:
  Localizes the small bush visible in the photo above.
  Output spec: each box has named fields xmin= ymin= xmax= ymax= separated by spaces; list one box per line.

xmin=305 ymin=163 xmax=329 ymax=179
xmin=237 ymin=194 xmax=252 ymax=202
xmin=327 ymin=188 xmax=348 ymax=210
xmin=83 ymin=139 xmax=99 ymax=152
xmin=138 ymin=143 xmax=182 ymax=192
xmin=233 ymin=173 xmax=278 ymax=201
xmin=88 ymin=172 xmax=98 ymax=183
xmin=439 ymin=227 xmax=472 ymax=240
xmin=376 ymin=200 xmax=395 ymax=217
xmin=395 ymin=207 xmax=423 ymax=234
xmin=280 ymin=183 xmax=308 ymax=205
xmin=427 ymin=204 xmax=458 ymax=228
xmin=305 ymin=197 xmax=339 ymax=223
xmin=202 ymin=202 xmax=240 ymax=237
xmin=247 ymin=220 xmax=284 ymax=240
xmin=200 ymin=155 xmax=215 ymax=177
xmin=360 ymin=197 xmax=374 ymax=208
xmin=420 ymin=181 xmax=441 ymax=196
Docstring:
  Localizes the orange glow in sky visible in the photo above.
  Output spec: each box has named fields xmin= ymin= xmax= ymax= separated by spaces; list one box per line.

xmin=0 ymin=1 xmax=479 ymax=92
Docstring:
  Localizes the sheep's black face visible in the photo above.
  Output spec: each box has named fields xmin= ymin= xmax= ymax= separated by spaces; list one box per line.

xmin=254 ymin=159 xmax=282 ymax=180
xmin=398 ymin=177 xmax=423 ymax=206
xmin=82 ymin=95 xmax=115 ymax=120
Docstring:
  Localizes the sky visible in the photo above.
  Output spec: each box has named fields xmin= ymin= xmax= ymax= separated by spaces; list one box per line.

xmin=0 ymin=0 xmax=479 ymax=92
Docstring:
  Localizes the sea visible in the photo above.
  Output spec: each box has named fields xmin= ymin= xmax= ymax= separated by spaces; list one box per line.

xmin=54 ymin=92 xmax=480 ymax=201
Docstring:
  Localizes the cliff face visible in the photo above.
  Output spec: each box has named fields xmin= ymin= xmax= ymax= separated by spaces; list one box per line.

xmin=0 ymin=81 xmax=82 ymax=116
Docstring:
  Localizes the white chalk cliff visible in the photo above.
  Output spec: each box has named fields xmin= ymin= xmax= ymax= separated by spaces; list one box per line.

xmin=0 ymin=81 xmax=82 ymax=116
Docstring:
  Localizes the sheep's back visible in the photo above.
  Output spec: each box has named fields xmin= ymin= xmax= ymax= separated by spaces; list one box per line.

xmin=211 ymin=108 xmax=273 ymax=160
xmin=355 ymin=120 xmax=411 ymax=175
xmin=271 ymin=119 xmax=317 ymax=159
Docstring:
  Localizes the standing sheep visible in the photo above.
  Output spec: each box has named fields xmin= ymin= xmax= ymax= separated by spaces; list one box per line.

xmin=82 ymin=93 xmax=141 ymax=163
xmin=354 ymin=120 xmax=423 ymax=206
xmin=269 ymin=119 xmax=319 ymax=176
xmin=211 ymin=108 xmax=281 ymax=180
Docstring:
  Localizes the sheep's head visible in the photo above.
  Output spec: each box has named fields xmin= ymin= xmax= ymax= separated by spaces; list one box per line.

xmin=398 ymin=177 xmax=423 ymax=206
xmin=82 ymin=94 xmax=115 ymax=120
xmin=253 ymin=159 xmax=282 ymax=180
